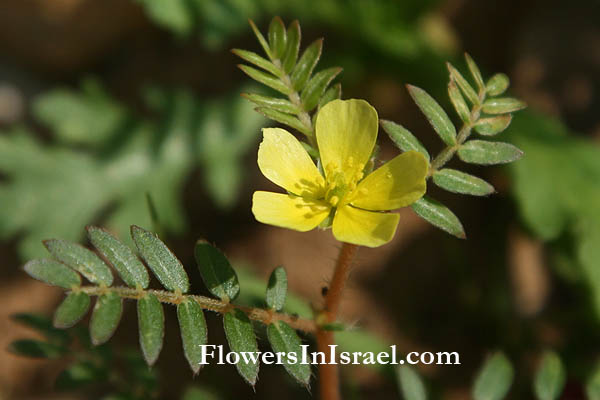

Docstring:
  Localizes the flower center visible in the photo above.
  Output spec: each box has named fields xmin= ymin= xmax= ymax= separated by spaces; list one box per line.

xmin=324 ymin=160 xmax=365 ymax=207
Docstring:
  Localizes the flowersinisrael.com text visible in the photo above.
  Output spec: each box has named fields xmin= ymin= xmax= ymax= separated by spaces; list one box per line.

xmin=199 ymin=345 xmax=460 ymax=366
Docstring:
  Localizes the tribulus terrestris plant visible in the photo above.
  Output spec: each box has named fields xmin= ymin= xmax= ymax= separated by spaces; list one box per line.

xmin=15 ymin=16 xmax=527 ymax=400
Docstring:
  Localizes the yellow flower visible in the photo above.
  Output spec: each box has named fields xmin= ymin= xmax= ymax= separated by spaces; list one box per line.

xmin=252 ymin=99 xmax=428 ymax=247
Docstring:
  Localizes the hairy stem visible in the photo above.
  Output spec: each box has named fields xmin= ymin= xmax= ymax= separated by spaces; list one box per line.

xmin=74 ymin=285 xmax=317 ymax=333
xmin=428 ymin=88 xmax=487 ymax=176
xmin=317 ymin=242 xmax=359 ymax=400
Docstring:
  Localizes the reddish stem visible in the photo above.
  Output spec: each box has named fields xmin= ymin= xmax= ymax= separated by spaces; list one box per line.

xmin=317 ymin=242 xmax=359 ymax=400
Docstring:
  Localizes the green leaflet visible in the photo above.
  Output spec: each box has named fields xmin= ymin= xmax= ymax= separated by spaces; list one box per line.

xmin=397 ymin=365 xmax=427 ymax=400
xmin=177 ymin=299 xmax=208 ymax=374
xmin=411 ymin=196 xmax=465 ymax=239
xmin=432 ymin=169 xmax=495 ymax=196
xmin=486 ymin=73 xmax=509 ymax=96
xmin=282 ymin=20 xmax=301 ymax=73
xmin=223 ymin=310 xmax=259 ymax=386
xmin=474 ymin=115 xmax=512 ymax=136
xmin=9 ymin=339 xmax=67 ymax=359
xmin=249 ymin=19 xmax=273 ymax=60
xmin=291 ymin=39 xmax=322 ymax=91
xmin=482 ymin=97 xmax=526 ymax=114
xmin=448 ymin=81 xmax=471 ymax=123
xmin=131 ymin=225 xmax=189 ymax=293
xmin=458 ymin=140 xmax=523 ymax=165
xmin=238 ymin=65 xmax=291 ymax=95
xmin=231 ymin=49 xmax=281 ymax=77
xmin=407 ymin=85 xmax=456 ymax=146
xmin=300 ymin=67 xmax=342 ymax=111
xmin=54 ymin=292 xmax=91 ymax=329
xmin=255 ymin=107 xmax=311 ymax=136
xmin=87 ymin=226 xmax=149 ymax=289
xmin=265 ymin=266 xmax=287 ymax=311
xmin=534 ymin=351 xmax=565 ymax=400
xmin=90 ymin=292 xmax=123 ymax=346
xmin=242 ymin=93 xmax=299 ymax=114
xmin=380 ymin=120 xmax=430 ymax=161
xmin=194 ymin=240 xmax=240 ymax=302
xmin=266 ymin=321 xmax=310 ymax=386
xmin=23 ymin=259 xmax=81 ymax=289
xmin=44 ymin=239 xmax=113 ymax=286
xmin=137 ymin=293 xmax=164 ymax=366
xmin=268 ymin=17 xmax=287 ymax=59
xmin=472 ymin=352 xmax=514 ymax=400
xmin=465 ymin=53 xmax=485 ymax=91
xmin=447 ymin=62 xmax=479 ymax=105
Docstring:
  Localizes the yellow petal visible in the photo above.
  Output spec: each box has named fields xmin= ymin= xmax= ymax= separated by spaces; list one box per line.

xmin=315 ymin=99 xmax=378 ymax=182
xmin=350 ymin=151 xmax=428 ymax=211
xmin=332 ymin=205 xmax=400 ymax=247
xmin=252 ymin=191 xmax=330 ymax=232
xmin=258 ymin=128 xmax=325 ymax=198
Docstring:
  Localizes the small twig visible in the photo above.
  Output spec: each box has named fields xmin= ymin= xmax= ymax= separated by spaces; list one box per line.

xmin=75 ymin=286 xmax=317 ymax=333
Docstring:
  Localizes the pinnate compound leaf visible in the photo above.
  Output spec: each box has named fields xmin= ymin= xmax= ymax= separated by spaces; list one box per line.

xmin=301 ymin=67 xmax=342 ymax=111
xmin=44 ymin=239 xmax=113 ymax=286
xmin=90 ymin=292 xmax=122 ymax=345
xmin=24 ymin=259 xmax=81 ymax=289
xmin=194 ymin=240 xmax=240 ymax=302
xmin=482 ymin=98 xmax=526 ymax=114
xmin=474 ymin=115 xmax=512 ymax=136
xmin=241 ymin=93 xmax=299 ymax=114
xmin=472 ymin=352 xmax=514 ymax=400
xmin=447 ymin=62 xmax=479 ymax=105
xmin=267 ymin=321 xmax=310 ymax=386
xmin=458 ymin=140 xmax=523 ymax=165
xmin=433 ymin=169 xmax=495 ymax=196
xmin=534 ymin=351 xmax=565 ymax=400
xmin=9 ymin=339 xmax=67 ymax=359
xmin=232 ymin=49 xmax=281 ymax=77
xmin=380 ymin=120 xmax=430 ymax=161
xmin=291 ymin=39 xmax=323 ymax=91
xmin=238 ymin=65 xmax=291 ymax=95
xmin=131 ymin=225 xmax=189 ymax=293
xmin=223 ymin=309 xmax=259 ymax=386
xmin=87 ymin=226 xmax=149 ymax=289
xmin=397 ymin=365 xmax=427 ymax=400
xmin=268 ymin=17 xmax=287 ymax=59
xmin=411 ymin=196 xmax=465 ymax=239
xmin=178 ymin=299 xmax=208 ymax=374
xmin=137 ymin=293 xmax=164 ymax=366
xmin=54 ymin=292 xmax=91 ymax=329
xmin=282 ymin=20 xmax=301 ymax=73
xmin=266 ymin=266 xmax=287 ymax=311
xmin=486 ymin=73 xmax=510 ymax=96
xmin=255 ymin=107 xmax=311 ymax=136
xmin=407 ymin=85 xmax=456 ymax=146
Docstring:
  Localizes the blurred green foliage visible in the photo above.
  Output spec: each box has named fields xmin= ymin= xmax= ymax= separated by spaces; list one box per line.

xmin=135 ymin=0 xmax=439 ymax=56
xmin=0 ymin=79 xmax=264 ymax=259
xmin=509 ymin=112 xmax=600 ymax=317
